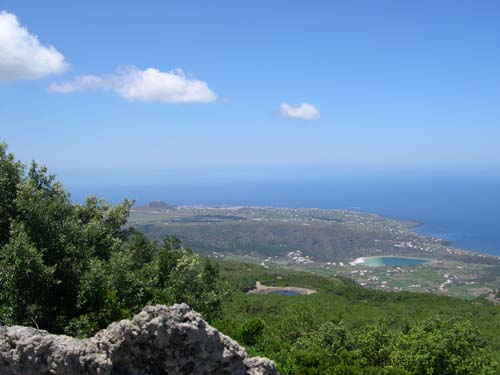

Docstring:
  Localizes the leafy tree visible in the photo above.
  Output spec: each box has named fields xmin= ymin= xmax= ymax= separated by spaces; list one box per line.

xmin=0 ymin=144 xmax=224 ymax=336
xmin=0 ymin=222 xmax=55 ymax=327
xmin=0 ymin=143 xmax=23 ymax=248
xmin=356 ymin=321 xmax=392 ymax=367
xmin=288 ymin=321 xmax=359 ymax=373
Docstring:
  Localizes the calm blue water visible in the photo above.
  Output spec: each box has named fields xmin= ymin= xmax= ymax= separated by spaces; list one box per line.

xmin=359 ymin=257 xmax=431 ymax=267
xmin=66 ymin=175 xmax=500 ymax=256
xmin=271 ymin=290 xmax=301 ymax=296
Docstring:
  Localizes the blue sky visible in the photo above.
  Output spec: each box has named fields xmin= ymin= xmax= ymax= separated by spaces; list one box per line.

xmin=1 ymin=0 xmax=500 ymax=172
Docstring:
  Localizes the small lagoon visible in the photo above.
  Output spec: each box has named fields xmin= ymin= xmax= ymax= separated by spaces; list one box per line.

xmin=351 ymin=256 xmax=431 ymax=267
xmin=270 ymin=290 xmax=300 ymax=296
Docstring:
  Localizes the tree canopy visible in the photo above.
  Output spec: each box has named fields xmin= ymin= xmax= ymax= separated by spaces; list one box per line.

xmin=282 ymin=317 xmax=496 ymax=375
xmin=0 ymin=143 xmax=224 ymax=336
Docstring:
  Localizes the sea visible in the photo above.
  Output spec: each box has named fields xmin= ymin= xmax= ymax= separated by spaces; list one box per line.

xmin=62 ymin=168 xmax=500 ymax=257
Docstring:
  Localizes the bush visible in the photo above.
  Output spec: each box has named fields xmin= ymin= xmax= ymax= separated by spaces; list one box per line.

xmin=238 ymin=318 xmax=266 ymax=346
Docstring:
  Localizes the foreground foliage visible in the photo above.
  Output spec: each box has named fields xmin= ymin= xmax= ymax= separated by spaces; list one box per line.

xmin=0 ymin=143 xmax=223 ymax=336
xmin=215 ymin=262 xmax=500 ymax=375
xmin=286 ymin=318 xmax=494 ymax=374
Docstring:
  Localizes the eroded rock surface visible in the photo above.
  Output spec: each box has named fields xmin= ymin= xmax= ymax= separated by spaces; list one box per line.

xmin=0 ymin=304 xmax=278 ymax=375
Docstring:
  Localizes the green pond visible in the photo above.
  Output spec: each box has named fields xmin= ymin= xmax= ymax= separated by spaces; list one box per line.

xmin=270 ymin=290 xmax=300 ymax=296
xmin=355 ymin=256 xmax=431 ymax=267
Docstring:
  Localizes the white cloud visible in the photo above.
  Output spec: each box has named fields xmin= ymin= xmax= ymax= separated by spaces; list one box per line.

xmin=280 ymin=102 xmax=320 ymax=120
xmin=50 ymin=67 xmax=217 ymax=103
xmin=48 ymin=75 xmax=104 ymax=93
xmin=0 ymin=11 xmax=67 ymax=81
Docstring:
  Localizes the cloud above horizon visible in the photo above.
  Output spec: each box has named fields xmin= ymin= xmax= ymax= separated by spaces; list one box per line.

xmin=49 ymin=67 xmax=217 ymax=103
xmin=280 ymin=102 xmax=320 ymax=120
xmin=0 ymin=11 xmax=67 ymax=82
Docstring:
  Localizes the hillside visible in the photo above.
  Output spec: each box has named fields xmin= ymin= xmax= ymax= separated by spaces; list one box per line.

xmin=129 ymin=204 xmax=500 ymax=300
xmin=214 ymin=261 xmax=500 ymax=374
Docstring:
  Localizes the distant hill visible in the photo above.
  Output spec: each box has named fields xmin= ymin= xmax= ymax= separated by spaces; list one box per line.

xmin=135 ymin=201 xmax=176 ymax=211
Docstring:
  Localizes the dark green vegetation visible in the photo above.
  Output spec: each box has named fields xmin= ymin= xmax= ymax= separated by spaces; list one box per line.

xmin=1 ymin=143 xmax=499 ymax=374
xmin=0 ymin=144 xmax=223 ymax=336
xmin=130 ymin=205 xmax=423 ymax=261
xmin=215 ymin=262 xmax=500 ymax=374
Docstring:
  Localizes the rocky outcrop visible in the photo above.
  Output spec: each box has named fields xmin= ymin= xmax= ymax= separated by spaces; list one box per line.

xmin=0 ymin=304 xmax=278 ymax=375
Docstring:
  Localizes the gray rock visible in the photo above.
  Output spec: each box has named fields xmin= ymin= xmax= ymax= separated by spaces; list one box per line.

xmin=244 ymin=357 xmax=279 ymax=375
xmin=0 ymin=304 xmax=278 ymax=375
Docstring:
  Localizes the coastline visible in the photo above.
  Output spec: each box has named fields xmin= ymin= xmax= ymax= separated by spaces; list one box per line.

xmin=374 ymin=211 xmax=498 ymax=260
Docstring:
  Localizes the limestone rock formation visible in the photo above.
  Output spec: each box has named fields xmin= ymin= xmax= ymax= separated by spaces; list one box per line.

xmin=0 ymin=304 xmax=278 ymax=375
